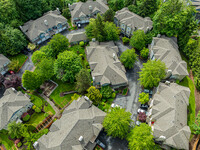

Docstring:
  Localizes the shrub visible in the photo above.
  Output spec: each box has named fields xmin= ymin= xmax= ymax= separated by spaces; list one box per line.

xmin=112 ymin=92 xmax=116 ymax=98
xmin=194 ymin=76 xmax=200 ymax=90
xmin=23 ymin=114 xmax=30 ymax=122
xmin=79 ymin=41 xmax=84 ymax=47
xmin=0 ymin=137 xmax=2 ymax=144
xmin=32 ymin=105 xmax=36 ymax=110
xmin=35 ymin=107 xmax=42 ymax=113
xmin=17 ymin=142 xmax=22 ymax=148
xmin=100 ymin=86 xmax=113 ymax=99
xmin=140 ymin=48 xmax=149 ymax=59
xmin=138 ymin=112 xmax=147 ymax=122
xmin=28 ymin=43 xmax=36 ymax=51
xmin=44 ymin=113 xmax=49 ymax=117
xmin=122 ymin=37 xmax=130 ymax=44
xmin=87 ymin=69 xmax=91 ymax=73
xmin=138 ymin=92 xmax=149 ymax=104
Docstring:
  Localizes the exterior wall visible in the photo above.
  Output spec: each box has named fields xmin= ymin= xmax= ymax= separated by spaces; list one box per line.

xmin=0 ymin=62 xmax=10 ymax=75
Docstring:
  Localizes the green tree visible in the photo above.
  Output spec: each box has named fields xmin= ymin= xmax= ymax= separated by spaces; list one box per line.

xmin=62 ymin=8 xmax=71 ymax=19
xmin=103 ymin=9 xmax=115 ymax=22
xmin=22 ymin=70 xmax=42 ymax=90
xmin=54 ymin=51 xmax=82 ymax=82
xmin=127 ymin=123 xmax=155 ymax=150
xmin=130 ymin=30 xmax=146 ymax=51
xmin=104 ymin=22 xmax=120 ymax=41
xmin=138 ymin=92 xmax=149 ymax=104
xmin=103 ymin=107 xmax=132 ymax=139
xmin=95 ymin=14 xmax=106 ymax=42
xmin=139 ymin=60 xmax=166 ymax=89
xmin=192 ymin=111 xmax=200 ymax=134
xmin=120 ymin=48 xmax=138 ymax=69
xmin=140 ymin=47 xmax=149 ymax=59
xmin=35 ymin=58 xmax=54 ymax=81
xmin=76 ymin=69 xmax=91 ymax=94
xmin=47 ymin=34 xmax=69 ymax=58
xmin=87 ymin=86 xmax=102 ymax=105
xmin=108 ymin=0 xmax=125 ymax=11
xmin=7 ymin=122 xmax=23 ymax=139
xmin=31 ymin=51 xmax=46 ymax=65
xmin=122 ymin=37 xmax=130 ymax=44
xmin=85 ymin=18 xmax=96 ymax=40
xmin=0 ymin=25 xmax=27 ymax=56
xmin=125 ymin=0 xmax=133 ymax=7
xmin=100 ymin=86 xmax=113 ymax=99
xmin=137 ymin=0 xmax=158 ymax=17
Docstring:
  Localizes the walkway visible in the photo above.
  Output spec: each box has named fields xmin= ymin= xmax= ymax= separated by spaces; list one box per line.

xmin=39 ymin=93 xmax=61 ymax=118
xmin=113 ymin=41 xmax=144 ymax=123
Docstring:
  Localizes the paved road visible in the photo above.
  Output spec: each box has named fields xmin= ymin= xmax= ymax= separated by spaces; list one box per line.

xmin=113 ymin=41 xmax=144 ymax=123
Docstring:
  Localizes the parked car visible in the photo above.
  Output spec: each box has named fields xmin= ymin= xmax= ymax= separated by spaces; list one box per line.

xmin=96 ymin=139 xmax=106 ymax=149
xmin=143 ymin=89 xmax=153 ymax=98
xmin=140 ymin=104 xmax=149 ymax=111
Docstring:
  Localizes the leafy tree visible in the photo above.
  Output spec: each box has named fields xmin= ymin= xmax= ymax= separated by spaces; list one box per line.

xmin=22 ymin=70 xmax=42 ymax=90
xmin=103 ymin=107 xmax=132 ymax=139
xmin=7 ymin=122 xmax=23 ymax=139
xmin=0 ymin=25 xmax=27 ymax=56
xmin=153 ymin=0 xmax=197 ymax=50
xmin=62 ymin=8 xmax=71 ymax=19
xmin=31 ymin=51 xmax=46 ymax=65
xmin=122 ymin=37 xmax=130 ymax=44
xmin=120 ymin=48 xmax=138 ymax=69
xmin=127 ymin=123 xmax=155 ymax=150
xmin=103 ymin=9 xmax=115 ymax=22
xmin=87 ymin=86 xmax=102 ymax=105
xmin=140 ymin=47 xmax=149 ymax=59
xmin=104 ymin=22 xmax=120 ymax=41
xmin=108 ymin=0 xmax=125 ymax=11
xmin=40 ymin=45 xmax=53 ymax=58
xmin=35 ymin=58 xmax=54 ymax=81
xmin=0 ymin=0 xmax=20 ymax=26
xmin=47 ymin=34 xmax=69 ymax=58
xmin=54 ymin=51 xmax=82 ymax=82
xmin=139 ymin=60 xmax=166 ymax=89
xmin=137 ymin=0 xmax=158 ymax=17
xmin=130 ymin=30 xmax=146 ymax=51
xmin=76 ymin=69 xmax=91 ymax=94
xmin=125 ymin=0 xmax=133 ymax=7
xmin=100 ymin=86 xmax=113 ymax=99
xmin=138 ymin=92 xmax=149 ymax=104
xmin=85 ymin=18 xmax=96 ymax=41
xmin=192 ymin=110 xmax=200 ymax=134
xmin=3 ymin=74 xmax=21 ymax=89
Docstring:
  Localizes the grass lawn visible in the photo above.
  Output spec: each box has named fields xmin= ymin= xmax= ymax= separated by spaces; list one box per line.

xmin=178 ymin=76 xmax=196 ymax=131
xmin=50 ymin=78 xmax=75 ymax=108
xmin=0 ymin=131 xmax=15 ymax=150
xmin=26 ymin=112 xmax=46 ymax=127
xmin=8 ymin=53 xmax=28 ymax=68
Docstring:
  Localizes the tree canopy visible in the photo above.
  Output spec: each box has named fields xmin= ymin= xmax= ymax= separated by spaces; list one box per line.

xmin=103 ymin=107 xmax=132 ymax=139
xmin=54 ymin=51 xmax=82 ymax=82
xmin=76 ymin=69 xmax=91 ymax=94
xmin=7 ymin=121 xmax=24 ymax=139
xmin=138 ymin=92 xmax=149 ymax=104
xmin=87 ymin=86 xmax=102 ymax=105
xmin=127 ymin=123 xmax=155 ymax=150
xmin=108 ymin=0 xmax=125 ymax=11
xmin=139 ymin=60 xmax=166 ymax=89
xmin=103 ymin=9 xmax=115 ymax=22
xmin=120 ymin=48 xmax=138 ymax=69
xmin=22 ymin=70 xmax=42 ymax=90
xmin=31 ymin=51 xmax=46 ymax=65
xmin=192 ymin=111 xmax=200 ymax=134
xmin=130 ymin=30 xmax=146 ymax=51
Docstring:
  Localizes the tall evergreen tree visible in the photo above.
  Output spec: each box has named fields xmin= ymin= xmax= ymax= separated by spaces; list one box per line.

xmin=95 ymin=14 xmax=106 ymax=42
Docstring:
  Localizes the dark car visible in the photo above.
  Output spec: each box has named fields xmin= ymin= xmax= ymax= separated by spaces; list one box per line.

xmin=140 ymin=104 xmax=149 ymax=110
xmin=96 ymin=139 xmax=106 ymax=149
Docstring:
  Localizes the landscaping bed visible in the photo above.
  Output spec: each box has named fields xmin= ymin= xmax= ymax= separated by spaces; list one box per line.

xmin=26 ymin=112 xmax=46 ymax=127
xmin=8 ymin=54 xmax=28 ymax=72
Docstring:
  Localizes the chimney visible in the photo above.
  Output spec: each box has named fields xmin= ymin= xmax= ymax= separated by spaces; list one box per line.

xmin=113 ymin=53 xmax=116 ymax=61
xmin=89 ymin=5 xmax=92 ymax=11
xmin=56 ymin=8 xmax=60 ymax=12
xmin=44 ymin=20 xmax=48 ymax=26
xmin=165 ymin=81 xmax=170 ymax=86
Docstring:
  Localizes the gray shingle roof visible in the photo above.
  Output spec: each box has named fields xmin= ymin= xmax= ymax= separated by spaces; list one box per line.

xmin=86 ymin=41 xmax=128 ymax=87
xmin=150 ymin=35 xmax=189 ymax=80
xmin=0 ymin=88 xmax=31 ymax=130
xmin=149 ymin=83 xmax=191 ymax=150
xmin=20 ymin=10 xmax=67 ymax=41
xmin=67 ymin=31 xmax=88 ymax=43
xmin=37 ymin=97 xmax=106 ymax=150
xmin=115 ymin=8 xmax=153 ymax=33
xmin=0 ymin=54 xmax=10 ymax=69
xmin=70 ymin=0 xmax=109 ymax=21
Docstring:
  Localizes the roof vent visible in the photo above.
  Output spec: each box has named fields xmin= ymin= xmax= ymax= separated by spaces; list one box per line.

xmin=84 ymin=96 xmax=89 ymax=101
xmin=44 ymin=20 xmax=48 ymax=26
xmin=92 ymin=38 xmax=96 ymax=42
xmin=11 ymin=87 xmax=17 ymax=93
xmin=157 ymin=34 xmax=161 ymax=38
xmin=56 ymin=8 xmax=60 ymax=11
xmin=113 ymin=53 xmax=116 ymax=61
xmin=157 ymin=135 xmax=166 ymax=141
xmin=89 ymin=5 xmax=92 ymax=11
xmin=165 ymin=81 xmax=170 ymax=86
xmin=79 ymin=136 xmax=83 ymax=142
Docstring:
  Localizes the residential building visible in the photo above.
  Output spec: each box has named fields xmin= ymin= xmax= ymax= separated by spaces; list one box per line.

xmin=69 ymin=0 xmax=109 ymax=25
xmin=147 ymin=83 xmax=191 ymax=150
xmin=67 ymin=31 xmax=88 ymax=45
xmin=20 ymin=9 xmax=68 ymax=45
xmin=149 ymin=35 xmax=188 ymax=81
xmin=114 ymin=8 xmax=153 ymax=37
xmin=0 ymin=54 xmax=10 ymax=75
xmin=36 ymin=96 xmax=106 ymax=150
xmin=86 ymin=41 xmax=128 ymax=89
xmin=0 ymin=88 xmax=33 ymax=130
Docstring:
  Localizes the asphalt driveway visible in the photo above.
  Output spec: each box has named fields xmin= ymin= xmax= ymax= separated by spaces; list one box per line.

xmin=113 ymin=41 xmax=144 ymax=123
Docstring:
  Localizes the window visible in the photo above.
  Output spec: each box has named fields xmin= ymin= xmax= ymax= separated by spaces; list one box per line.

xmin=53 ymin=26 xmax=57 ymax=29
xmin=57 ymin=23 xmax=62 ymax=29
xmin=39 ymin=33 xmax=45 ymax=39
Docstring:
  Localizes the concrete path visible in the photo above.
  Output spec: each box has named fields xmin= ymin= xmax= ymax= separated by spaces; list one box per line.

xmin=39 ymin=93 xmax=61 ymax=118
xmin=113 ymin=41 xmax=144 ymax=123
